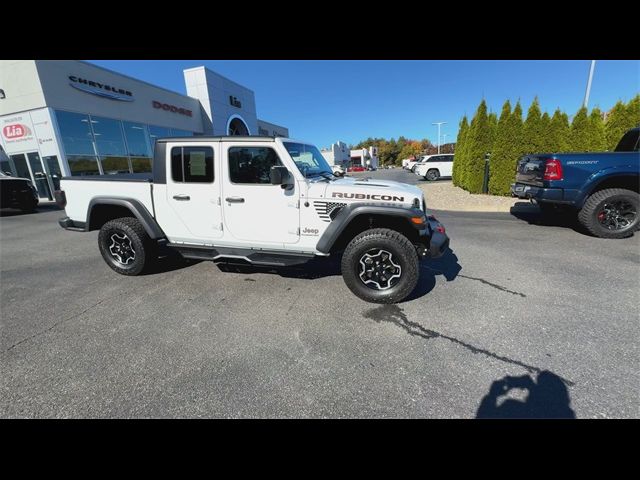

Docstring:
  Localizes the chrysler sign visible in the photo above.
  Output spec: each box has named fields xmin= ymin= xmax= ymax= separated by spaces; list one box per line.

xmin=69 ymin=76 xmax=134 ymax=101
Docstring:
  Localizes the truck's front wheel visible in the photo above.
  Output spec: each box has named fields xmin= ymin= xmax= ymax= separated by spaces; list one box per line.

xmin=341 ymin=228 xmax=419 ymax=304
xmin=98 ymin=217 xmax=156 ymax=275
xmin=578 ymin=188 xmax=639 ymax=239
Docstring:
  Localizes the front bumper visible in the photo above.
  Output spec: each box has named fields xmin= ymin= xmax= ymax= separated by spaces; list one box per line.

xmin=416 ymin=216 xmax=449 ymax=259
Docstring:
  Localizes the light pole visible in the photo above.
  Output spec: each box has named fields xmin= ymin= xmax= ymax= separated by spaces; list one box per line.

xmin=432 ymin=122 xmax=447 ymax=154
xmin=442 ymin=133 xmax=447 ymax=149
xmin=583 ymin=60 xmax=596 ymax=109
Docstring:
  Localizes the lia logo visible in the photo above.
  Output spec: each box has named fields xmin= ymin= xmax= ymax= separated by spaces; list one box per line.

xmin=3 ymin=124 xmax=32 ymax=140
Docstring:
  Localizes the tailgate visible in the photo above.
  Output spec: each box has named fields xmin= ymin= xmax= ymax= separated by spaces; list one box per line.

xmin=515 ymin=155 xmax=546 ymax=186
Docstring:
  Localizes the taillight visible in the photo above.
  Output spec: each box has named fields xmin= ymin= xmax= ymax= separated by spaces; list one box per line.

xmin=543 ymin=158 xmax=563 ymax=181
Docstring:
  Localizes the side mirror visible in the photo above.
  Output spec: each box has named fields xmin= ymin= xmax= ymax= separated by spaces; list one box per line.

xmin=270 ymin=165 xmax=292 ymax=188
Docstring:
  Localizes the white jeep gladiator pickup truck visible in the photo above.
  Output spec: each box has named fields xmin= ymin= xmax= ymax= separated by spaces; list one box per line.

xmin=56 ymin=136 xmax=449 ymax=303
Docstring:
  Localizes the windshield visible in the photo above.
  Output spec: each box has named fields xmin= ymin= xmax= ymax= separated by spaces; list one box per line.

xmin=283 ymin=142 xmax=333 ymax=178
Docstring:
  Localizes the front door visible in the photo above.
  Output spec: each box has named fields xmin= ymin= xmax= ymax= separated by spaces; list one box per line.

xmin=10 ymin=152 xmax=53 ymax=200
xmin=163 ymin=144 xmax=223 ymax=242
xmin=26 ymin=152 xmax=53 ymax=200
xmin=221 ymin=143 xmax=299 ymax=245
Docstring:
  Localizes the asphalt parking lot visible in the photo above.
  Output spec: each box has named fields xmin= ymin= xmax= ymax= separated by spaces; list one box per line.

xmin=1 ymin=170 xmax=639 ymax=418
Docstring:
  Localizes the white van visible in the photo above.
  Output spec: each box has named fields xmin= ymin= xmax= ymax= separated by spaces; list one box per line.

xmin=414 ymin=154 xmax=455 ymax=181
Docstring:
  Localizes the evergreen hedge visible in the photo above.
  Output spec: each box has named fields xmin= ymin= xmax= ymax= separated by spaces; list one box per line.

xmin=454 ymin=94 xmax=640 ymax=196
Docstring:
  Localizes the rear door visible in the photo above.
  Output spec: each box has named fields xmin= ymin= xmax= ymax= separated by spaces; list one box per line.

xmin=163 ymin=142 xmax=223 ymax=242
xmin=221 ymin=141 xmax=300 ymax=245
xmin=440 ymin=155 xmax=454 ymax=177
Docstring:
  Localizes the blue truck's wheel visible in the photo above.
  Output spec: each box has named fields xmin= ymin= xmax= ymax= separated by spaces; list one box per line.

xmin=578 ymin=188 xmax=639 ymax=239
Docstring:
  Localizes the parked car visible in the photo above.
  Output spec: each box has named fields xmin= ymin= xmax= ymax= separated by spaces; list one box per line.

xmin=0 ymin=171 xmax=39 ymax=212
xmin=331 ymin=164 xmax=345 ymax=176
xmin=56 ymin=136 xmax=449 ymax=304
xmin=511 ymin=127 xmax=640 ymax=239
xmin=347 ymin=165 xmax=366 ymax=172
xmin=414 ymin=154 xmax=455 ymax=181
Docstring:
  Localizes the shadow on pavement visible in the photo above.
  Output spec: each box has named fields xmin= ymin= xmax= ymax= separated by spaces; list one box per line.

xmin=476 ymin=371 xmax=576 ymax=419
xmin=0 ymin=203 xmax=62 ymax=217
xmin=403 ymin=248 xmax=462 ymax=302
xmin=509 ymin=201 xmax=587 ymax=235
xmin=215 ymin=247 xmax=462 ymax=303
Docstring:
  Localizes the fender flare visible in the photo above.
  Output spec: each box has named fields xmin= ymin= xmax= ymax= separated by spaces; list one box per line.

xmin=315 ymin=202 xmax=426 ymax=254
xmin=87 ymin=197 xmax=165 ymax=239
xmin=576 ymin=168 xmax=639 ymax=208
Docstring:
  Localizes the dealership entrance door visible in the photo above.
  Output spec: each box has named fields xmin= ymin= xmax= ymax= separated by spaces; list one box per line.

xmin=9 ymin=152 xmax=54 ymax=200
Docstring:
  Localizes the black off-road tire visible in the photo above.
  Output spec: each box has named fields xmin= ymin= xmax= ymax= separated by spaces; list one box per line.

xmin=341 ymin=228 xmax=419 ymax=304
xmin=425 ymin=169 xmax=440 ymax=181
xmin=578 ymin=188 xmax=640 ymax=239
xmin=98 ymin=217 xmax=157 ymax=275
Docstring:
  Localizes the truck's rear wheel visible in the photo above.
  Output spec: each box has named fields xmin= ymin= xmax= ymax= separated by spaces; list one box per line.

xmin=341 ymin=228 xmax=419 ymax=304
xmin=98 ymin=217 xmax=156 ymax=275
xmin=578 ymin=188 xmax=639 ymax=239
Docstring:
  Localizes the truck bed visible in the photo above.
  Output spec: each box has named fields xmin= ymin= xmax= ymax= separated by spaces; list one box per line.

xmin=61 ymin=175 xmax=155 ymax=224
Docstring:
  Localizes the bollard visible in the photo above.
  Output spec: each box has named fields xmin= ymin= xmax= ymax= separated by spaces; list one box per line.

xmin=482 ymin=153 xmax=491 ymax=194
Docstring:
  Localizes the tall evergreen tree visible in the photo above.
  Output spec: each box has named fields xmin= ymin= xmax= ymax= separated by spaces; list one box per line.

xmin=488 ymin=100 xmax=516 ymax=196
xmin=523 ymin=97 xmax=545 ymax=154
xmin=540 ymin=112 xmax=551 ymax=151
xmin=603 ymin=100 xmax=627 ymax=150
xmin=464 ymin=100 xmax=493 ymax=193
xmin=587 ymin=107 xmax=607 ymax=151
xmin=452 ymin=116 xmax=469 ymax=187
xmin=488 ymin=112 xmax=498 ymax=146
xmin=569 ymin=107 xmax=590 ymax=151
xmin=548 ymin=108 xmax=570 ymax=152
xmin=625 ymin=94 xmax=640 ymax=134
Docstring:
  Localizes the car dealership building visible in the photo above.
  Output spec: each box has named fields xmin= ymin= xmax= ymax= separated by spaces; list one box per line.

xmin=0 ymin=60 xmax=288 ymax=201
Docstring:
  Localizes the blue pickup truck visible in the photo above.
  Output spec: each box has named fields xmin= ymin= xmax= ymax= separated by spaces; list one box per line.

xmin=511 ymin=127 xmax=640 ymax=238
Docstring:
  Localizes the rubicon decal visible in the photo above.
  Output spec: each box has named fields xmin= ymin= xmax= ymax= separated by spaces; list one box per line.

xmin=69 ymin=76 xmax=134 ymax=101
xmin=332 ymin=192 xmax=405 ymax=202
xmin=2 ymin=124 xmax=32 ymax=140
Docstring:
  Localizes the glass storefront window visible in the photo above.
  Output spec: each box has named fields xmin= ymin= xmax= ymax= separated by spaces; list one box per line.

xmin=91 ymin=116 xmax=127 ymax=157
xmin=68 ymin=155 xmax=100 ymax=176
xmin=148 ymin=125 xmax=170 ymax=146
xmin=131 ymin=157 xmax=152 ymax=173
xmin=55 ymin=110 xmax=95 ymax=155
xmin=100 ymin=156 xmax=131 ymax=174
xmin=123 ymin=122 xmax=152 ymax=157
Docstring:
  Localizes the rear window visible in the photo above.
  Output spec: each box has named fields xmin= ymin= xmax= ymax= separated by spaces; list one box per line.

xmin=615 ymin=129 xmax=640 ymax=152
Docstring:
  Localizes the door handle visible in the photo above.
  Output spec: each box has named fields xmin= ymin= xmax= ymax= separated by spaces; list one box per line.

xmin=173 ymin=195 xmax=190 ymax=201
xmin=225 ymin=197 xmax=245 ymax=203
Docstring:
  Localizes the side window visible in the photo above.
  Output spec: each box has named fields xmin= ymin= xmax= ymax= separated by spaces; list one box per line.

xmin=228 ymin=146 xmax=282 ymax=184
xmin=171 ymin=146 xmax=214 ymax=183
xmin=444 ymin=155 xmax=454 ymax=162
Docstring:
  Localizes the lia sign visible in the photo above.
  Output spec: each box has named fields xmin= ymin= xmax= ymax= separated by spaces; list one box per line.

xmin=3 ymin=124 xmax=32 ymax=140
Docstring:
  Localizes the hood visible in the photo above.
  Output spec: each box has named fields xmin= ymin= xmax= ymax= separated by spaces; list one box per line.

xmin=310 ymin=176 xmax=423 ymax=207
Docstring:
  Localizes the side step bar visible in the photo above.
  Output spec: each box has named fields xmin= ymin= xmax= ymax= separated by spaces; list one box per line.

xmin=167 ymin=243 xmax=316 ymax=267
